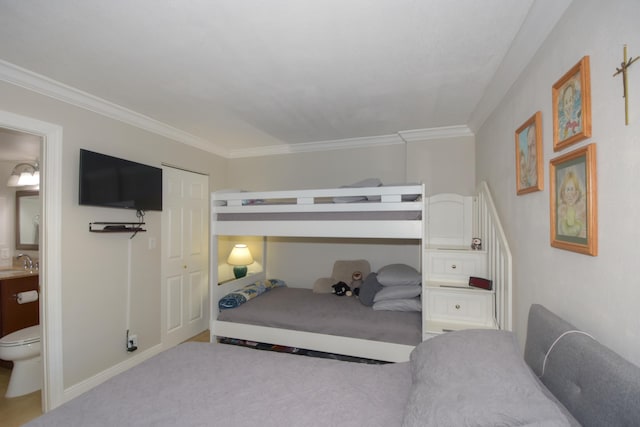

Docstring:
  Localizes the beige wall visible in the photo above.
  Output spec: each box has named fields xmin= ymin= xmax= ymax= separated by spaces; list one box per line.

xmin=476 ymin=0 xmax=640 ymax=366
xmin=0 ymin=81 xmax=227 ymax=387
xmin=229 ymin=137 xmax=475 ymax=195
xmin=407 ymin=135 xmax=476 ymax=196
xmin=228 ymin=144 xmax=407 ymax=191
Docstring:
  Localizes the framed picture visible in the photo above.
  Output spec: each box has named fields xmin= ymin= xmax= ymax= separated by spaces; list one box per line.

xmin=549 ymin=143 xmax=597 ymax=256
xmin=515 ymin=111 xmax=543 ymax=195
xmin=552 ymin=56 xmax=591 ymax=151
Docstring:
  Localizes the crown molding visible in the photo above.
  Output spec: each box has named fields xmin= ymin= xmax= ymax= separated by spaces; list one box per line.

xmin=228 ymin=133 xmax=404 ymax=158
xmin=398 ymin=125 xmax=474 ymax=143
xmin=0 ymin=60 xmax=229 ymax=158
xmin=229 ymin=126 xmax=476 ymax=158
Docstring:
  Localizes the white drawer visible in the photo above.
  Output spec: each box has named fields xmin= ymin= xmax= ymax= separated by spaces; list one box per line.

xmin=426 ymin=250 xmax=487 ymax=283
xmin=425 ymin=287 xmax=494 ymax=326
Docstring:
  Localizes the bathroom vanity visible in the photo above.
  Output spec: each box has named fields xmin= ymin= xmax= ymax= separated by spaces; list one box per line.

xmin=0 ymin=272 xmax=39 ymax=338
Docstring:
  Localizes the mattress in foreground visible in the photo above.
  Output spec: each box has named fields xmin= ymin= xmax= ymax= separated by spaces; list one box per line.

xmin=25 ymin=342 xmax=412 ymax=427
xmin=27 ymin=308 xmax=588 ymax=427
xmin=217 ymin=287 xmax=422 ymax=346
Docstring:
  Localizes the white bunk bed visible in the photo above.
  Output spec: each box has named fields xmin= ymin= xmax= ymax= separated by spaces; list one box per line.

xmin=210 ymin=184 xmax=426 ymax=362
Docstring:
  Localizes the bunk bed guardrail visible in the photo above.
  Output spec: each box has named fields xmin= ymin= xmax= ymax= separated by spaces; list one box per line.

xmin=211 ymin=184 xmax=426 ymax=239
xmin=212 ymin=184 xmax=424 ymax=211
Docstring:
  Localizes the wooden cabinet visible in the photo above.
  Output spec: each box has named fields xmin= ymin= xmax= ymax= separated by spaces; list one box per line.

xmin=423 ymin=249 xmax=495 ymax=336
xmin=425 ymin=249 xmax=487 ymax=282
xmin=424 ymin=283 xmax=495 ymax=333
xmin=0 ymin=275 xmax=39 ymax=338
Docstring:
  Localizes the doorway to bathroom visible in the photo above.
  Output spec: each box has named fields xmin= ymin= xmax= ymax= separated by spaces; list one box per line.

xmin=0 ymin=126 xmax=42 ymax=421
xmin=0 ymin=110 xmax=64 ymax=414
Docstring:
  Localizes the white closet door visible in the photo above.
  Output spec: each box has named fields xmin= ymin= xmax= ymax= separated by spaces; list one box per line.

xmin=162 ymin=166 xmax=209 ymax=348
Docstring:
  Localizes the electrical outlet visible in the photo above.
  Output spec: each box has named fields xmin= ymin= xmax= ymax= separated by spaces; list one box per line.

xmin=126 ymin=330 xmax=138 ymax=352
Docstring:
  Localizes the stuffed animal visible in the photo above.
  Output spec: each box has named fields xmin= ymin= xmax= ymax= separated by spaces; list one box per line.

xmin=332 ymin=281 xmax=352 ymax=296
xmin=312 ymin=260 xmax=371 ymax=294
xmin=351 ymin=271 xmax=363 ymax=297
xmin=471 ymin=237 xmax=482 ymax=250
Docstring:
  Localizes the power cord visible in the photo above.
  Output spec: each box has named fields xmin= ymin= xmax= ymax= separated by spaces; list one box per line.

xmin=130 ymin=209 xmax=145 ymax=239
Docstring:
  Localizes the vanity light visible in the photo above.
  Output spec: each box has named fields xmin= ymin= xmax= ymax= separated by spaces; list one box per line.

xmin=227 ymin=244 xmax=253 ymax=279
xmin=7 ymin=162 xmax=39 ymax=187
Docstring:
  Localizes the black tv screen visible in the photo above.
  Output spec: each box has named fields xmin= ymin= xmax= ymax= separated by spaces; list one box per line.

xmin=79 ymin=149 xmax=163 ymax=211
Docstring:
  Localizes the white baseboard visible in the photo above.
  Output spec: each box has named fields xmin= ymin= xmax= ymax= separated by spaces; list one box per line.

xmin=61 ymin=344 xmax=163 ymax=404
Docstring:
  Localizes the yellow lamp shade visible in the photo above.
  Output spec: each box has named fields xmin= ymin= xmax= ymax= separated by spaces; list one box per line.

xmin=227 ymin=244 xmax=253 ymax=278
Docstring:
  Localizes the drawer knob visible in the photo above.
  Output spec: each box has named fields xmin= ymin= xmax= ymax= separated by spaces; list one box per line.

xmin=451 ymin=264 xmax=457 ymax=269
xmin=455 ymin=304 xmax=461 ymax=310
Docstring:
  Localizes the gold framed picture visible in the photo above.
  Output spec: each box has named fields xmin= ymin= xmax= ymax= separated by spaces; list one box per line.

xmin=515 ymin=111 xmax=543 ymax=195
xmin=549 ymin=143 xmax=597 ymax=256
xmin=552 ymin=56 xmax=591 ymax=151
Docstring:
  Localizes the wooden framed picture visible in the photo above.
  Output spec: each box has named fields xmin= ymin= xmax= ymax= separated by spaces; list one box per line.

xmin=549 ymin=143 xmax=597 ymax=256
xmin=515 ymin=111 xmax=543 ymax=195
xmin=552 ymin=56 xmax=591 ymax=151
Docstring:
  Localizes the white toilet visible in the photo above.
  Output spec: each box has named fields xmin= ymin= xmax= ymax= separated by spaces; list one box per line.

xmin=0 ymin=325 xmax=41 ymax=398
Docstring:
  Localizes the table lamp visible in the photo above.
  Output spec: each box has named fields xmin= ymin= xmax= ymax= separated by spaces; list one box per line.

xmin=227 ymin=244 xmax=253 ymax=278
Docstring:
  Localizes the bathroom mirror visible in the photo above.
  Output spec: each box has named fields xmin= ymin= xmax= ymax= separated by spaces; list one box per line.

xmin=15 ymin=190 xmax=39 ymax=250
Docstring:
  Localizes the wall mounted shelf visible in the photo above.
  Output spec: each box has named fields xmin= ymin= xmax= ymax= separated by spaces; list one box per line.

xmin=89 ymin=222 xmax=146 ymax=233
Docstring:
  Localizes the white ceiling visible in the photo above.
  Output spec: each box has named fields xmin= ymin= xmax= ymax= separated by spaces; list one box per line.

xmin=0 ymin=0 xmax=571 ymax=158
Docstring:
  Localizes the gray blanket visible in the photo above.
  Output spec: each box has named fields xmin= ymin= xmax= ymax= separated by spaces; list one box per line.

xmin=31 ymin=304 xmax=619 ymax=427
xmin=26 ymin=342 xmax=412 ymax=427
xmin=218 ymin=287 xmax=421 ymax=345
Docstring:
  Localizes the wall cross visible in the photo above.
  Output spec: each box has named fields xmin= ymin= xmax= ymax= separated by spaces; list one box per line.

xmin=613 ymin=44 xmax=640 ymax=125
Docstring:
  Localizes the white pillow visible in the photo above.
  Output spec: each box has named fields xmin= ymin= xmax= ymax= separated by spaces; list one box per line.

xmin=373 ymin=284 xmax=421 ymax=302
xmin=333 ymin=178 xmax=383 ymax=203
xmin=376 ymin=264 xmax=421 ymax=286
xmin=372 ymin=298 xmax=421 ymax=312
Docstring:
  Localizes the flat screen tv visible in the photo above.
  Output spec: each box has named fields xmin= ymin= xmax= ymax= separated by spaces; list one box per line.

xmin=79 ymin=149 xmax=163 ymax=211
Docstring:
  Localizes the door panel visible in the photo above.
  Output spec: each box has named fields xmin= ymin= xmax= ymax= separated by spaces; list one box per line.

xmin=167 ymin=275 xmax=183 ymax=332
xmin=188 ymin=271 xmax=203 ymax=322
xmin=162 ymin=167 xmax=209 ymax=348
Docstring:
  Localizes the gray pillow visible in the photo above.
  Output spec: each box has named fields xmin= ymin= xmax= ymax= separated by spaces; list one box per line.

xmin=358 ymin=272 xmax=383 ymax=306
xmin=333 ymin=178 xmax=382 ymax=203
xmin=402 ymin=329 xmax=570 ymax=426
xmin=372 ymin=297 xmax=421 ymax=312
xmin=373 ymin=285 xmax=421 ymax=302
xmin=377 ymin=264 xmax=421 ymax=286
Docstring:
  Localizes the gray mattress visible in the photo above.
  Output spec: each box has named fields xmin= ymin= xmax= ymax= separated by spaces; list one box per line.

xmin=217 ymin=287 xmax=422 ymax=346
xmin=25 ymin=342 xmax=412 ymax=427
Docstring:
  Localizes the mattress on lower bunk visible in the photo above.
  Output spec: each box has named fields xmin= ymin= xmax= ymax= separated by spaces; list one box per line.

xmin=217 ymin=287 xmax=421 ymax=346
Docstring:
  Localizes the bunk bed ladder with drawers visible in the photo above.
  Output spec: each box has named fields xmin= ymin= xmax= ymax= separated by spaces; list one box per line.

xmin=422 ymin=182 xmax=512 ymax=336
